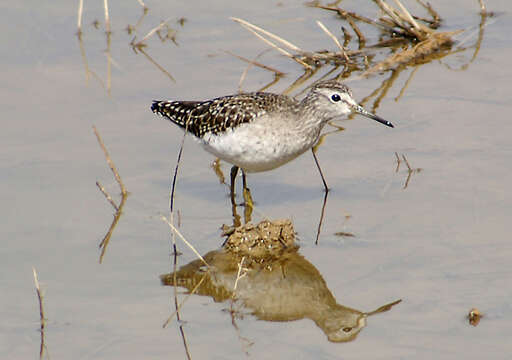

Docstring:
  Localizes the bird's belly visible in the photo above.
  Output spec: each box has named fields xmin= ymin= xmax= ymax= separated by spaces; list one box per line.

xmin=200 ymin=125 xmax=315 ymax=173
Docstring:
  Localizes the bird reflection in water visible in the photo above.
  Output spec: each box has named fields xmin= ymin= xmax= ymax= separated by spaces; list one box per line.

xmin=161 ymin=219 xmax=401 ymax=342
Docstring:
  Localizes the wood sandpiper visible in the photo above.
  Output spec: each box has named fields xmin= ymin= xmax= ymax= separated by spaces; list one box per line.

xmin=151 ymin=80 xmax=394 ymax=209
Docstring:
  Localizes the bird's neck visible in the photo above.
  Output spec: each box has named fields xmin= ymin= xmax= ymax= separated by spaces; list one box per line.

xmin=296 ymin=96 xmax=331 ymax=139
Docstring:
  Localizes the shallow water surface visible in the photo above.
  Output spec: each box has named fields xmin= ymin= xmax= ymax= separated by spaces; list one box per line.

xmin=2 ymin=0 xmax=512 ymax=359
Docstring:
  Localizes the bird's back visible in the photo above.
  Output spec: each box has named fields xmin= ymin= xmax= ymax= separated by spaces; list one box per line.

xmin=151 ymin=92 xmax=298 ymax=138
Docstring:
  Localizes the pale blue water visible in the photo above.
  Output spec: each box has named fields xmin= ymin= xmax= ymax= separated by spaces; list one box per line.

xmin=2 ymin=0 xmax=512 ymax=359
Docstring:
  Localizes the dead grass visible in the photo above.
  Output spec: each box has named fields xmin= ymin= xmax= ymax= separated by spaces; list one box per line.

xmin=93 ymin=126 xmax=128 ymax=264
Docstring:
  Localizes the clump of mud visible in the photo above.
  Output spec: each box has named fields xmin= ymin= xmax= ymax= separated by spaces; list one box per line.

xmin=222 ymin=219 xmax=297 ymax=263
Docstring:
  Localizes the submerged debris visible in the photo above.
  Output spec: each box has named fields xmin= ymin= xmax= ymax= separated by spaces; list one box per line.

xmin=468 ymin=308 xmax=482 ymax=326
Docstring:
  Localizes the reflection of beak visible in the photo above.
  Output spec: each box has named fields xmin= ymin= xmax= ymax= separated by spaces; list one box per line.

xmin=353 ymin=103 xmax=394 ymax=128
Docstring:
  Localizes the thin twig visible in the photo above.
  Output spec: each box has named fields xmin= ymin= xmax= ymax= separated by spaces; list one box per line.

xmin=346 ymin=15 xmax=366 ymax=46
xmin=93 ymin=126 xmax=128 ymax=263
xmin=239 ymin=22 xmax=312 ymax=69
xmin=316 ymin=21 xmax=349 ymax=62
xmin=402 ymin=154 xmax=412 ymax=171
xmin=225 ymin=50 xmax=285 ymax=76
xmin=103 ymin=0 xmax=110 ymax=34
xmin=32 ymin=267 xmax=46 ymax=360
xmin=395 ymin=66 xmax=418 ymax=101
xmin=93 ymin=126 xmax=127 ymax=195
xmin=106 ymin=31 xmax=112 ymax=95
xmin=96 ymin=181 xmax=118 ymax=211
xmin=415 ymin=0 xmax=441 ymax=27
xmin=77 ymin=0 xmax=84 ymax=35
xmin=231 ymin=17 xmax=313 ymax=69
xmin=98 ymin=193 xmax=127 ymax=263
xmin=233 ymin=256 xmax=247 ymax=291
xmin=162 ymin=272 xmax=208 ymax=328
xmin=138 ymin=18 xmax=172 ymax=44
xmin=161 ymin=215 xmax=210 ymax=268
xmin=394 ymin=152 xmax=401 ymax=172
xmin=137 ymin=47 xmax=176 ymax=82
xmin=231 ymin=17 xmax=303 ymax=52
xmin=77 ymin=31 xmax=91 ymax=82
xmin=393 ymin=0 xmax=422 ymax=31
xmin=478 ymin=0 xmax=486 ymax=13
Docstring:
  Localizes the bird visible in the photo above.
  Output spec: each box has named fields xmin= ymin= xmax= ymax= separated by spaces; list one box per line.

xmin=151 ymin=79 xmax=394 ymax=208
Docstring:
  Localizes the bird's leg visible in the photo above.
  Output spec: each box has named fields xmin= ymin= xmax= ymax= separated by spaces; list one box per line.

xmin=230 ymin=166 xmax=239 ymax=206
xmin=241 ymin=170 xmax=253 ymax=224
xmin=311 ymin=148 xmax=329 ymax=193
xmin=230 ymin=165 xmax=241 ymax=227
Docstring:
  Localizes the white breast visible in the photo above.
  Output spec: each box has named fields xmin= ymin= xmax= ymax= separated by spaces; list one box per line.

xmin=199 ymin=117 xmax=319 ymax=173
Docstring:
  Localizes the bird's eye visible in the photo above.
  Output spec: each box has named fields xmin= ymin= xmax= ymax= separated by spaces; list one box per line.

xmin=342 ymin=327 xmax=352 ymax=333
xmin=331 ymin=94 xmax=341 ymax=102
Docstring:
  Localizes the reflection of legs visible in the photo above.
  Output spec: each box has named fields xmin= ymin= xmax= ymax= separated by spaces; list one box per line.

xmin=315 ymin=190 xmax=328 ymax=245
xmin=230 ymin=166 xmax=253 ymax=225
xmin=241 ymin=170 xmax=253 ymax=224
xmin=230 ymin=166 xmax=241 ymax=227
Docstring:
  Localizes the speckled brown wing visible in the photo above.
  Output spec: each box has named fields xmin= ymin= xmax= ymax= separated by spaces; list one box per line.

xmin=151 ymin=92 xmax=296 ymax=138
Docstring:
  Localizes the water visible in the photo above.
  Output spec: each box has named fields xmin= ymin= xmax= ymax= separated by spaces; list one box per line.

xmin=2 ymin=0 xmax=512 ymax=358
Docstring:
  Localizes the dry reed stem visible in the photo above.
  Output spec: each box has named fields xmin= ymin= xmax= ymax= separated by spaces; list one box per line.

xmin=136 ymin=0 xmax=146 ymax=8
xmin=228 ymin=257 xmax=254 ymax=355
xmin=231 ymin=17 xmax=302 ymax=52
xmin=93 ymin=126 xmax=126 ymax=195
xmin=225 ymin=50 xmax=285 ymax=76
xmin=346 ymin=14 xmax=366 ymax=45
xmin=394 ymin=152 xmax=401 ymax=172
xmin=77 ymin=33 xmax=92 ymax=83
xmin=314 ymin=4 xmax=396 ymax=32
xmin=137 ymin=47 xmax=176 ymax=82
xmin=160 ymin=216 xmax=210 ymax=268
xmin=32 ymin=267 xmax=46 ymax=359
xmin=415 ymin=0 xmax=441 ymax=26
xmin=361 ymin=31 xmax=460 ymax=77
xmin=395 ymin=154 xmax=422 ymax=189
xmin=96 ymin=181 xmax=118 ymax=211
xmin=375 ymin=0 xmax=406 ymax=28
xmin=98 ymin=192 xmax=127 ymax=263
xmin=130 ymin=7 xmax=149 ymax=33
xmin=103 ymin=0 xmax=110 ymax=33
xmin=106 ymin=32 xmax=112 ymax=95
xmin=138 ymin=18 xmax=172 ymax=45
xmin=392 ymin=0 xmax=422 ymax=32
xmin=241 ymin=24 xmax=312 ymax=69
xmin=77 ymin=26 xmax=105 ymax=88
xmin=478 ymin=0 xmax=486 ymax=13
xmin=255 ymin=73 xmax=284 ymax=92
xmin=316 ymin=21 xmax=349 ymax=62
xmin=77 ymin=0 xmax=83 ymax=35
xmin=162 ymin=272 xmax=208 ymax=328
xmin=233 ymin=256 xmax=247 ymax=292
xmin=395 ymin=66 xmax=418 ymax=101
xmin=93 ymin=126 xmax=128 ymax=263
xmin=227 ymin=49 xmax=281 ymax=92
xmin=231 ymin=17 xmax=314 ymax=70
xmin=402 ymin=154 xmax=412 ymax=171
xmin=376 ymin=0 xmax=430 ymax=39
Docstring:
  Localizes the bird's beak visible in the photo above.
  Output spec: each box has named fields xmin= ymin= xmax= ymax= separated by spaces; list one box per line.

xmin=353 ymin=103 xmax=394 ymax=128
